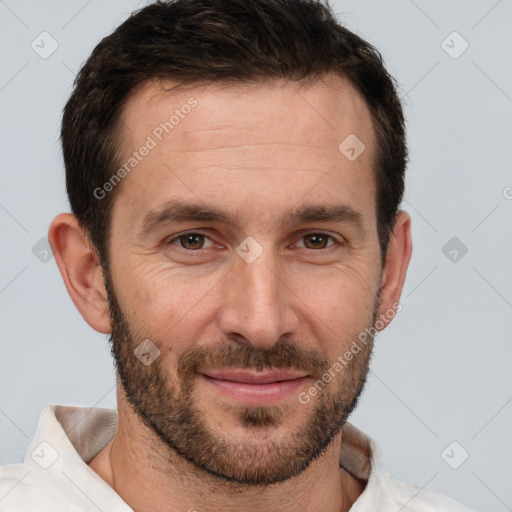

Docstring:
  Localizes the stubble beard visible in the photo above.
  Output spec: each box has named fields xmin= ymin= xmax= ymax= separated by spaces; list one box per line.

xmin=104 ymin=268 xmax=378 ymax=486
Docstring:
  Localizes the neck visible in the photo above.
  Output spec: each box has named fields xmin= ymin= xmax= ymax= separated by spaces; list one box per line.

xmin=88 ymin=394 xmax=365 ymax=512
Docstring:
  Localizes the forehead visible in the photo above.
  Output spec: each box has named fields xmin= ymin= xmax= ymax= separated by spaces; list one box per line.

xmin=120 ymin=75 xmax=374 ymax=151
xmin=112 ymin=74 xmax=377 ymax=231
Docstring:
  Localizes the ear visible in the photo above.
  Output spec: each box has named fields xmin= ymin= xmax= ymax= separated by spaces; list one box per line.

xmin=48 ymin=213 xmax=111 ymax=334
xmin=375 ymin=210 xmax=412 ymax=331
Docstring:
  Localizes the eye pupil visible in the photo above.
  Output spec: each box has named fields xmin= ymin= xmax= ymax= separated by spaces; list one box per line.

xmin=174 ymin=233 xmax=333 ymax=252
xmin=180 ymin=234 xmax=204 ymax=249
xmin=304 ymin=234 xmax=328 ymax=249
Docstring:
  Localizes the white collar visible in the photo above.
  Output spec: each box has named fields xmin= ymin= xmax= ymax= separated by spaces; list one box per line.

xmin=25 ymin=405 xmax=385 ymax=510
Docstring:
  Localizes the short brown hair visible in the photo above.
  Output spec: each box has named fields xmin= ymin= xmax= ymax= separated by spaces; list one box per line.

xmin=61 ymin=0 xmax=407 ymax=266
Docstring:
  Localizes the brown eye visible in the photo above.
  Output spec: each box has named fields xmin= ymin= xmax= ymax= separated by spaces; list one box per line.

xmin=302 ymin=233 xmax=332 ymax=249
xmin=179 ymin=233 xmax=206 ymax=250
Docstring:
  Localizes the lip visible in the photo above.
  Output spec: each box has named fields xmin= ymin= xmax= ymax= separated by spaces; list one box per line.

xmin=202 ymin=369 xmax=309 ymax=384
xmin=199 ymin=369 xmax=309 ymax=405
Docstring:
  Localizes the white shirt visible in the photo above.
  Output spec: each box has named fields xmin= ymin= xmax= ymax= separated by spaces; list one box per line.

xmin=0 ymin=405 xmax=475 ymax=511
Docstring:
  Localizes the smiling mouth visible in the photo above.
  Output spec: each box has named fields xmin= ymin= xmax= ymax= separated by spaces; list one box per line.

xmin=199 ymin=368 xmax=310 ymax=405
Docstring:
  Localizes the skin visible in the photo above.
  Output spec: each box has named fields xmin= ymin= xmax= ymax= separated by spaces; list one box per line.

xmin=49 ymin=74 xmax=412 ymax=512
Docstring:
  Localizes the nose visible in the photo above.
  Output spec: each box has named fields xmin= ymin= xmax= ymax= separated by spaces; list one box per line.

xmin=218 ymin=245 xmax=300 ymax=349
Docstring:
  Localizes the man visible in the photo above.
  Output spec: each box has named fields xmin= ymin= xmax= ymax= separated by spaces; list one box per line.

xmin=0 ymin=0 xmax=475 ymax=510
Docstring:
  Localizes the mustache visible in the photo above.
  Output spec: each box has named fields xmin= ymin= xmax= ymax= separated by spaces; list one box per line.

xmin=176 ymin=340 xmax=330 ymax=380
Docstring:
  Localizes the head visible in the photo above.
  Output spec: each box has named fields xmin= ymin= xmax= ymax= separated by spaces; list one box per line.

xmin=50 ymin=0 xmax=411 ymax=486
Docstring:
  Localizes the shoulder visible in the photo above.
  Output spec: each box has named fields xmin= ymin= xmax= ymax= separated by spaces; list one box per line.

xmin=376 ymin=469 xmax=476 ymax=511
xmin=0 ymin=463 xmax=66 ymax=511
xmin=340 ymin=423 xmax=476 ymax=512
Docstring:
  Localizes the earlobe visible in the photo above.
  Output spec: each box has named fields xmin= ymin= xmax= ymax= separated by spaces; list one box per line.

xmin=48 ymin=213 xmax=112 ymax=334
xmin=376 ymin=210 xmax=412 ymax=331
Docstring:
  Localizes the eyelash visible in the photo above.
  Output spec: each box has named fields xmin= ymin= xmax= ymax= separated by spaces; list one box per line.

xmin=165 ymin=230 xmax=343 ymax=254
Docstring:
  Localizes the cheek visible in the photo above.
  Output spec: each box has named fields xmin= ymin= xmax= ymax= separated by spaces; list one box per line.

xmin=292 ymin=265 xmax=378 ymax=354
xmin=115 ymin=261 xmax=222 ymax=351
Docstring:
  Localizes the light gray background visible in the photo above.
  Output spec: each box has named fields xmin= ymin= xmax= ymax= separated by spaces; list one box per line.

xmin=1 ymin=1 xmax=511 ymax=510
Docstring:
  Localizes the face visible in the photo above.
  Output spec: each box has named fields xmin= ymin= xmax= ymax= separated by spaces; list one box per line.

xmin=105 ymin=75 xmax=383 ymax=485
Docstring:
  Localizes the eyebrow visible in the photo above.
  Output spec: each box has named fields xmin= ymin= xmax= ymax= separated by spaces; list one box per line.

xmin=138 ymin=199 xmax=364 ymax=235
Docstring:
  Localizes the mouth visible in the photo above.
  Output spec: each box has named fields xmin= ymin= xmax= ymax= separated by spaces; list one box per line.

xmin=199 ymin=369 xmax=310 ymax=405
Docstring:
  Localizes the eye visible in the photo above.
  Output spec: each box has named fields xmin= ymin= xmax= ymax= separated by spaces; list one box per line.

xmin=167 ymin=232 xmax=216 ymax=250
xmin=296 ymin=232 xmax=339 ymax=250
